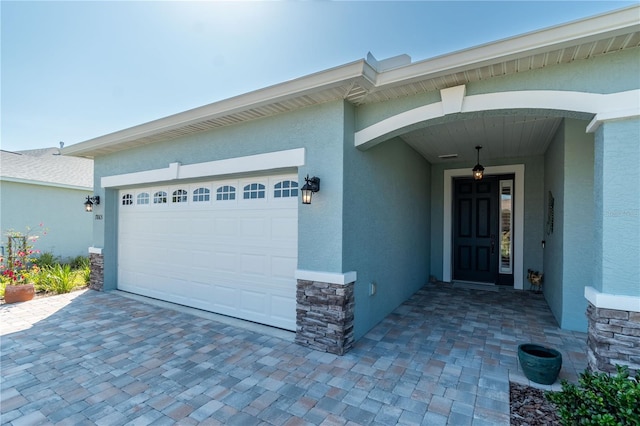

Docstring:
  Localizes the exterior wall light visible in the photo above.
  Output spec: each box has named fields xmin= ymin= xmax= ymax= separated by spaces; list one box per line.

xmin=472 ymin=145 xmax=484 ymax=181
xmin=301 ymin=175 xmax=320 ymax=205
xmin=84 ymin=196 xmax=100 ymax=212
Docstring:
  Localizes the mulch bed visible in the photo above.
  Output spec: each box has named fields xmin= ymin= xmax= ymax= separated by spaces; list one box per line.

xmin=510 ymin=382 xmax=560 ymax=425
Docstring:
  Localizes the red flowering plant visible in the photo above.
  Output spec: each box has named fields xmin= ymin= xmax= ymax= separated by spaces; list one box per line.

xmin=1 ymin=224 xmax=47 ymax=285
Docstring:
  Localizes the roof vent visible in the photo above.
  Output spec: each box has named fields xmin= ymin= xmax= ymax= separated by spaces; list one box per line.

xmin=438 ymin=154 xmax=458 ymax=160
xmin=366 ymin=52 xmax=411 ymax=72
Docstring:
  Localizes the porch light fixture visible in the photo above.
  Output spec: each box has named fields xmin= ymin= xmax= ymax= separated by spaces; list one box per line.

xmin=472 ymin=145 xmax=485 ymax=181
xmin=301 ymin=175 xmax=320 ymax=205
xmin=84 ymin=196 xmax=100 ymax=212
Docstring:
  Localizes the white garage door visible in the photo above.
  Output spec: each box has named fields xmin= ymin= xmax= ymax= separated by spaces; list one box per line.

xmin=117 ymin=173 xmax=298 ymax=330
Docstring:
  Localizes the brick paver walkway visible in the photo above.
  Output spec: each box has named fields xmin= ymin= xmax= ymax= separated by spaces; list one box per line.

xmin=0 ymin=284 xmax=587 ymax=425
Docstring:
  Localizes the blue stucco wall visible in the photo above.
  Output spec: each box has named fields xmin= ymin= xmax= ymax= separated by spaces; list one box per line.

xmin=543 ymin=123 xmax=565 ymax=326
xmin=466 ymin=48 xmax=640 ymax=96
xmin=343 ymin=103 xmax=431 ymax=340
xmin=594 ymin=118 xmax=640 ymax=297
xmin=543 ymin=118 xmax=594 ymax=332
xmin=0 ymin=181 xmax=93 ymax=261
xmin=92 ymin=101 xmax=348 ymax=290
xmin=562 ymin=119 xmax=594 ymax=331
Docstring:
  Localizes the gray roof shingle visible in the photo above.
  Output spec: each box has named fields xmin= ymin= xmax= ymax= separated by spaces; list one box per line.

xmin=0 ymin=148 xmax=93 ymax=188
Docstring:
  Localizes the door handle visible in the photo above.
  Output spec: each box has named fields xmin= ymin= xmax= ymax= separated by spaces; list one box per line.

xmin=491 ymin=234 xmax=496 ymax=254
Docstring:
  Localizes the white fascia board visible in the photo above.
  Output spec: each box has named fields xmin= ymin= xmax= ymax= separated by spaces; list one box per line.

xmin=585 ymin=286 xmax=640 ymax=312
xmin=102 ymin=148 xmax=305 ymax=188
xmin=376 ymin=5 xmax=640 ymax=87
xmin=63 ymin=61 xmax=370 ymax=157
xmin=0 ymin=176 xmax=93 ymax=191
xmin=295 ymin=269 xmax=358 ymax=285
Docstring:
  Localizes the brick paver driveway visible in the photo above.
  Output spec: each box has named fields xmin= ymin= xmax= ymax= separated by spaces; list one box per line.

xmin=1 ymin=284 xmax=587 ymax=425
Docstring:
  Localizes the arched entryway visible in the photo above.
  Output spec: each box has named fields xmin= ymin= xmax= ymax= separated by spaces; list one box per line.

xmin=354 ymin=85 xmax=638 ymax=303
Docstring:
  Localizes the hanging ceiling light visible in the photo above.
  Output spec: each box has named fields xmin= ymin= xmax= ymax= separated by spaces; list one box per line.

xmin=472 ymin=145 xmax=484 ymax=181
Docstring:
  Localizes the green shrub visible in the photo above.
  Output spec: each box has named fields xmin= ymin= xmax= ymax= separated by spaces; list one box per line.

xmin=0 ymin=276 xmax=8 ymax=298
xmin=546 ymin=365 xmax=640 ymax=425
xmin=47 ymin=264 xmax=76 ymax=294
xmin=30 ymin=267 xmax=52 ymax=293
xmin=81 ymin=265 xmax=91 ymax=285
xmin=36 ymin=252 xmax=59 ymax=268
xmin=69 ymin=255 xmax=89 ymax=270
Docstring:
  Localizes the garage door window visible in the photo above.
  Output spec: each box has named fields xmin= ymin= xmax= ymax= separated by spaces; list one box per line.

xmin=122 ymin=194 xmax=133 ymax=206
xmin=274 ymin=180 xmax=298 ymax=198
xmin=243 ymin=183 xmax=265 ymax=199
xmin=216 ymin=185 xmax=236 ymax=201
xmin=172 ymin=189 xmax=188 ymax=203
xmin=193 ymin=187 xmax=210 ymax=202
xmin=137 ymin=193 xmax=150 ymax=205
xmin=154 ymin=191 xmax=168 ymax=204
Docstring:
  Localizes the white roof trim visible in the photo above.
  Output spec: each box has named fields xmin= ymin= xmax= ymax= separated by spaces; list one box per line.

xmin=376 ymin=6 xmax=640 ymax=87
xmin=0 ymin=176 xmax=93 ymax=191
xmin=64 ymin=61 xmax=372 ymax=157
xmin=102 ymin=148 xmax=305 ymax=188
xmin=64 ymin=5 xmax=639 ymax=158
xmin=355 ymin=89 xmax=640 ymax=149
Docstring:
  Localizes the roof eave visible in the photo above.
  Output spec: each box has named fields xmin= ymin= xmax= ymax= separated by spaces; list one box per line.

xmin=376 ymin=4 xmax=640 ymax=87
xmin=63 ymin=59 xmax=373 ymax=158
xmin=63 ymin=5 xmax=639 ymax=158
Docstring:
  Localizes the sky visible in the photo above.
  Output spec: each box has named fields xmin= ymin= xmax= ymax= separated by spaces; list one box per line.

xmin=1 ymin=1 xmax=636 ymax=152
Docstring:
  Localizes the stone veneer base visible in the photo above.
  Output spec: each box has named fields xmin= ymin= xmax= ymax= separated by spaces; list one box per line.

xmin=586 ymin=302 xmax=640 ymax=375
xmin=295 ymin=279 xmax=354 ymax=355
xmin=89 ymin=252 xmax=104 ymax=291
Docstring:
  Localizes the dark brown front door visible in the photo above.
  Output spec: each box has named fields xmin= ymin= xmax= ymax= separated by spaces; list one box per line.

xmin=453 ymin=177 xmax=499 ymax=283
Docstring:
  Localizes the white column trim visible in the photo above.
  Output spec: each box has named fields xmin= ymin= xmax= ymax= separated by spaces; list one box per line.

xmin=443 ymin=165 xmax=525 ymax=290
xmin=585 ymin=286 xmax=640 ymax=312
xmin=101 ymin=148 xmax=305 ymax=188
xmin=295 ymin=269 xmax=357 ymax=285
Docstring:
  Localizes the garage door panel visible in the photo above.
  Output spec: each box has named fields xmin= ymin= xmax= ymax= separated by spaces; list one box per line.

xmin=214 ymin=218 xmax=238 ymax=236
xmin=240 ymin=254 xmax=267 ymax=276
xmin=241 ymin=290 xmax=267 ymax=314
xmin=271 ymin=256 xmax=297 ymax=278
xmin=240 ymin=217 xmax=267 ymax=238
xmin=209 ymin=251 xmax=238 ymax=272
xmin=271 ymin=218 xmax=297 ymax=240
xmin=271 ymin=295 xmax=295 ymax=321
xmin=118 ymin=174 xmax=298 ymax=331
xmin=215 ymin=285 xmax=238 ymax=309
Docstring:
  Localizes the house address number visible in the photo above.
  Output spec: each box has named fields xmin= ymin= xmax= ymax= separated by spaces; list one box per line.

xmin=95 ymin=214 xmax=103 ymax=220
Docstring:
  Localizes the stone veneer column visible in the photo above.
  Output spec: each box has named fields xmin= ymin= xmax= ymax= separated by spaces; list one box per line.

xmin=295 ymin=279 xmax=355 ymax=355
xmin=88 ymin=248 xmax=104 ymax=291
xmin=585 ymin=288 xmax=640 ymax=375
